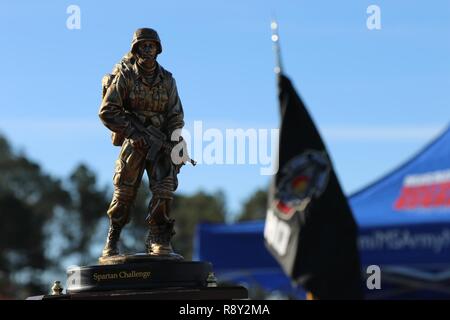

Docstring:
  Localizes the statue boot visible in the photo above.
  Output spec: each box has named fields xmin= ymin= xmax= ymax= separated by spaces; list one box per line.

xmin=145 ymin=198 xmax=183 ymax=260
xmin=101 ymin=222 xmax=122 ymax=257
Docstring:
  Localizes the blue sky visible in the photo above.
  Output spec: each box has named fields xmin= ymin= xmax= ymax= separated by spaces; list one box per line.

xmin=0 ymin=1 xmax=449 ymax=215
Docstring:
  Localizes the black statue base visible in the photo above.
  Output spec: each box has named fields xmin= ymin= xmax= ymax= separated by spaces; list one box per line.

xmin=27 ymin=254 xmax=247 ymax=300
xmin=67 ymin=258 xmax=213 ymax=293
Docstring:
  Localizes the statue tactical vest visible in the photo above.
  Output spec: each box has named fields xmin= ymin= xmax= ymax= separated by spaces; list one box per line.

xmin=102 ymin=58 xmax=171 ymax=146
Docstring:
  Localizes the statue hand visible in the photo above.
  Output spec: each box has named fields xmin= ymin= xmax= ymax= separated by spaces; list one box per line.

xmin=130 ymin=134 xmax=147 ymax=150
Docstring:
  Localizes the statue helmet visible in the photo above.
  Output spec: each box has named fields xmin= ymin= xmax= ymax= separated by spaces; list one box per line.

xmin=131 ymin=28 xmax=162 ymax=54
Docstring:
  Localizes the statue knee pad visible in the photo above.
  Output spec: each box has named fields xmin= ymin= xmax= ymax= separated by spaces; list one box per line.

xmin=150 ymin=176 xmax=175 ymax=200
xmin=107 ymin=187 xmax=136 ymax=226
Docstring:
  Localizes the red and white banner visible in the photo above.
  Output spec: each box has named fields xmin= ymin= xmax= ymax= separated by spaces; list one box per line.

xmin=394 ymin=169 xmax=450 ymax=210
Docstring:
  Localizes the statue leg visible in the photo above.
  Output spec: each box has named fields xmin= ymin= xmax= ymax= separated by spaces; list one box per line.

xmin=101 ymin=139 xmax=146 ymax=258
xmin=145 ymin=154 xmax=181 ymax=258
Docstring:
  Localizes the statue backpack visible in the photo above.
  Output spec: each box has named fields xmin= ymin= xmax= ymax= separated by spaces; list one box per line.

xmin=101 ymin=55 xmax=134 ymax=146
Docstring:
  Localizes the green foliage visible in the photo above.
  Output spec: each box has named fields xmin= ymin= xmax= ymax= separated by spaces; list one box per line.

xmin=171 ymin=190 xmax=227 ymax=259
xmin=53 ymin=164 xmax=110 ymax=264
xmin=236 ymin=188 xmax=268 ymax=222
xmin=0 ymin=137 xmax=70 ymax=217
xmin=0 ymin=134 xmax=70 ymax=297
xmin=0 ymin=194 xmax=46 ymax=270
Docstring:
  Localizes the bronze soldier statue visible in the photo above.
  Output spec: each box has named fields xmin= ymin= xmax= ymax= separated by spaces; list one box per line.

xmin=98 ymin=28 xmax=187 ymax=261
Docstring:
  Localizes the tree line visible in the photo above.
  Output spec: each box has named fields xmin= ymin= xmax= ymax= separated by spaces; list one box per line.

xmin=0 ymin=134 xmax=267 ymax=299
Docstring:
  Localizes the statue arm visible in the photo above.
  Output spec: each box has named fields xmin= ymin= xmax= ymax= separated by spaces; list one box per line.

xmin=98 ymin=73 xmax=135 ymax=138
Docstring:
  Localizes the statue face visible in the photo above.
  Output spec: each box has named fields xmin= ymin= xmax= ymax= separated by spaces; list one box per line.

xmin=137 ymin=40 xmax=158 ymax=61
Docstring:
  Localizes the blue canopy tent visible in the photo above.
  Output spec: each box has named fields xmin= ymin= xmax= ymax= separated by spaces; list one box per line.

xmin=194 ymin=125 xmax=450 ymax=299
xmin=353 ymin=125 xmax=450 ymax=298
xmin=194 ymin=221 xmax=307 ymax=298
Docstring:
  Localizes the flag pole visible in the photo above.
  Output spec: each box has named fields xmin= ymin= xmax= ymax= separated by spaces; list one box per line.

xmin=271 ymin=20 xmax=283 ymax=75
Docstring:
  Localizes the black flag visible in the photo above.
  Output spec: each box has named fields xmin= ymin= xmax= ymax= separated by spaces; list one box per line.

xmin=264 ymin=74 xmax=363 ymax=299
